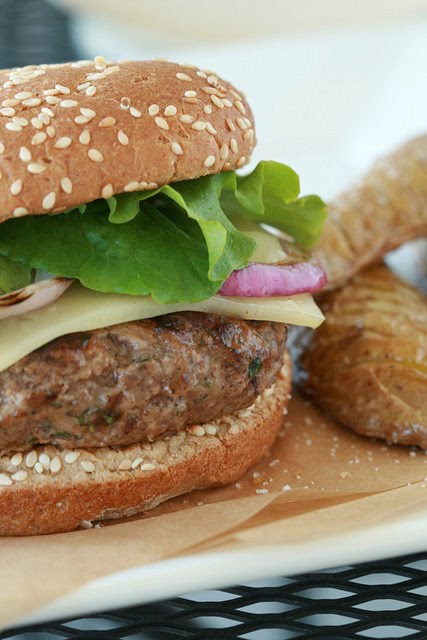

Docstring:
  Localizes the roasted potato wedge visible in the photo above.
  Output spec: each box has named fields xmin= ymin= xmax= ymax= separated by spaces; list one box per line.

xmin=300 ymin=265 xmax=427 ymax=447
xmin=315 ymin=135 xmax=427 ymax=290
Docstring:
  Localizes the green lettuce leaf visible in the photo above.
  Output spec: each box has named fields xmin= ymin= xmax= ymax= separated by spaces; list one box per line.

xmin=220 ymin=161 xmax=327 ymax=249
xmin=0 ymin=255 xmax=32 ymax=294
xmin=0 ymin=161 xmax=327 ymax=303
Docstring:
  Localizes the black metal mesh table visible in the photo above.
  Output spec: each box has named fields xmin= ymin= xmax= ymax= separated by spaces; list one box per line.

xmin=1 ymin=2 xmax=427 ymax=638
xmin=2 ymin=551 xmax=427 ymax=639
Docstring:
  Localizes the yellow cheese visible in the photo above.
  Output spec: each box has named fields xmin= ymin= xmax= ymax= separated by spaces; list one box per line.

xmin=0 ymin=283 xmax=323 ymax=372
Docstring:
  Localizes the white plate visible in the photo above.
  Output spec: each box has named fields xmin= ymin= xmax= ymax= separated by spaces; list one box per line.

xmin=9 ymin=20 xmax=427 ymax=628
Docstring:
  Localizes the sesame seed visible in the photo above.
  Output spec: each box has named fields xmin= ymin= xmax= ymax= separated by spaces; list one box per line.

xmin=131 ymin=457 xmax=143 ymax=469
xmin=191 ymin=425 xmax=206 ymax=436
xmin=120 ymin=97 xmax=131 ymax=110
xmin=207 ymin=74 xmax=218 ymax=86
xmin=176 ymin=72 xmax=192 ymax=81
xmin=65 ymin=451 xmax=80 ymax=464
xmin=99 ymin=116 xmax=116 ymax=127
xmin=205 ymin=424 xmax=218 ymax=435
xmin=230 ymin=89 xmax=242 ymax=100
xmin=117 ymin=130 xmax=128 ymax=145
xmin=203 ymin=105 xmax=213 ymax=115
xmin=11 ymin=452 xmax=23 ymax=466
xmin=14 ymin=91 xmax=32 ymax=100
xmin=130 ymin=106 xmax=142 ymax=118
xmin=46 ymin=126 xmax=55 ymax=138
xmin=55 ymin=136 xmax=72 ymax=149
xmin=79 ymin=130 xmax=90 ymax=145
xmin=38 ymin=112 xmax=50 ymax=126
xmin=31 ymin=131 xmax=47 ymax=145
xmin=235 ymin=100 xmax=247 ymax=115
xmin=203 ymin=87 xmax=222 ymax=95
xmin=164 ymin=105 xmax=177 ymax=117
xmin=86 ymin=86 xmax=97 ymax=97
xmin=196 ymin=70 xmax=207 ymax=78
xmin=25 ymin=450 xmax=37 ymax=468
xmin=44 ymin=88 xmax=59 ymax=96
xmin=45 ymin=95 xmax=60 ymax=105
xmin=204 ymin=155 xmax=216 ymax=167
xmin=206 ymin=122 xmax=217 ymax=135
xmin=60 ymin=99 xmax=78 ymax=108
xmin=79 ymin=520 xmax=93 ymax=529
xmin=88 ymin=148 xmax=104 ymax=162
xmin=2 ymin=98 xmax=18 ymax=107
xmin=10 ymin=180 xmax=22 ymax=195
xmin=221 ymin=98 xmax=232 ymax=108
xmin=86 ymin=72 xmax=106 ymax=81
xmin=155 ymin=116 xmax=169 ymax=130
xmin=220 ymin=143 xmax=229 ymax=160
xmin=0 ymin=142 xmax=4 ymax=154
xmin=191 ymin=121 xmax=206 ymax=131
xmin=94 ymin=54 xmax=106 ymax=66
xmin=42 ymin=192 xmax=56 ymax=210
xmin=0 ymin=107 xmax=16 ymax=116
xmin=140 ymin=463 xmax=156 ymax=471
xmin=19 ymin=146 xmax=31 ymax=162
xmin=61 ymin=177 xmax=73 ymax=194
xmin=101 ymin=183 xmax=114 ymax=199
xmin=118 ymin=459 xmax=132 ymax=471
xmin=179 ymin=114 xmax=194 ymax=123
xmin=55 ymin=83 xmax=71 ymax=95
xmin=171 ymin=142 xmax=183 ymax=155
xmin=31 ymin=117 xmax=43 ymax=129
xmin=104 ymin=65 xmax=120 ymax=75
xmin=243 ymin=129 xmax=254 ymax=142
xmin=12 ymin=470 xmax=28 ymax=482
xmin=210 ymin=94 xmax=224 ymax=109
xmin=237 ymin=118 xmax=247 ymax=130
xmin=80 ymin=107 xmax=96 ymax=119
xmin=184 ymin=90 xmax=197 ymax=98
xmin=124 ymin=181 xmax=140 ymax=192
xmin=50 ymin=456 xmax=62 ymax=473
xmin=148 ymin=104 xmax=159 ymax=116
xmin=22 ymin=98 xmax=41 ymax=107
xmin=230 ymin=138 xmax=238 ymax=153
xmin=5 ymin=122 xmax=22 ymax=132
xmin=41 ymin=107 xmax=55 ymax=117
xmin=77 ymin=82 xmax=90 ymax=91
xmin=74 ymin=115 xmax=89 ymax=125
xmin=229 ymin=424 xmax=239 ymax=434
xmin=80 ymin=460 xmax=95 ymax=473
xmin=237 ymin=156 xmax=246 ymax=167
xmin=28 ymin=163 xmax=46 ymax=174
xmin=226 ymin=118 xmax=235 ymax=131
xmin=0 ymin=473 xmax=12 ymax=486
xmin=34 ymin=462 xmax=44 ymax=474
xmin=13 ymin=207 xmax=28 ymax=217
xmin=183 ymin=96 xmax=198 ymax=104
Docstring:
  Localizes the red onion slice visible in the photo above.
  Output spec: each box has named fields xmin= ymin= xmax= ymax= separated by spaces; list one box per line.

xmin=219 ymin=262 xmax=327 ymax=297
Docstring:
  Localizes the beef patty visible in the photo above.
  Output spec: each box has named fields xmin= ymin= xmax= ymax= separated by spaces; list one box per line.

xmin=0 ymin=312 xmax=287 ymax=454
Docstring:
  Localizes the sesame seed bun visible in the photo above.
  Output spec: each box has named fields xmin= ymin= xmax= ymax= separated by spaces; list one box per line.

xmin=0 ymin=58 xmax=255 ymax=222
xmin=0 ymin=354 xmax=290 ymax=536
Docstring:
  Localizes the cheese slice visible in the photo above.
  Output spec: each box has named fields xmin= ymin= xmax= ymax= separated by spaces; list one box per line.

xmin=0 ymin=283 xmax=323 ymax=372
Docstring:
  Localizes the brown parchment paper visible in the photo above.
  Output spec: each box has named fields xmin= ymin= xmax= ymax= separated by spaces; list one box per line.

xmin=2 ymin=393 xmax=427 ymax=629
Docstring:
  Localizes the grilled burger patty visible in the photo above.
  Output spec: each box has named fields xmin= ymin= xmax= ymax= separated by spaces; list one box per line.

xmin=0 ymin=312 xmax=287 ymax=454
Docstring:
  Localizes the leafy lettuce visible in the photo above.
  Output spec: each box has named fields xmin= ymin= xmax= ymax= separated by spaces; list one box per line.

xmin=0 ymin=161 xmax=327 ymax=303
xmin=0 ymin=255 xmax=32 ymax=294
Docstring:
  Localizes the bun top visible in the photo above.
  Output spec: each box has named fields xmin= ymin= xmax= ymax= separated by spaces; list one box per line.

xmin=0 ymin=58 xmax=255 ymax=222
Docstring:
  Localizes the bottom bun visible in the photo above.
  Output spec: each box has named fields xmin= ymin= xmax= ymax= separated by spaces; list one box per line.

xmin=0 ymin=353 xmax=291 ymax=536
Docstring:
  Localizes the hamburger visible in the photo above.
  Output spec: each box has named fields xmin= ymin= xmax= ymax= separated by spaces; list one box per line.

xmin=0 ymin=57 xmax=326 ymax=535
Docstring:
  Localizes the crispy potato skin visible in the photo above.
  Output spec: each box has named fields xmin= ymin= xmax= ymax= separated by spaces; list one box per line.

xmin=315 ymin=135 xmax=427 ymax=290
xmin=300 ymin=265 xmax=427 ymax=447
